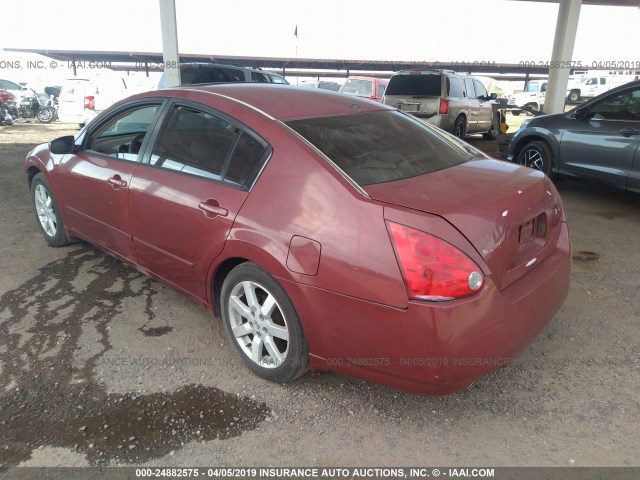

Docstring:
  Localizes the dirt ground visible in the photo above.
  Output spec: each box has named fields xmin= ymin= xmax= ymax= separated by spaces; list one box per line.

xmin=0 ymin=120 xmax=638 ymax=469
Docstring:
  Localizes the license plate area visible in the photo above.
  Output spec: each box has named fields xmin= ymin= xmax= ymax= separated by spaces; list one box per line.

xmin=398 ymin=102 xmax=421 ymax=112
xmin=518 ymin=213 xmax=547 ymax=251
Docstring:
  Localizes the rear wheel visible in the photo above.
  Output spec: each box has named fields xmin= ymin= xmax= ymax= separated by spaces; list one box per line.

xmin=568 ymin=90 xmax=580 ymax=103
xmin=517 ymin=141 xmax=553 ymax=177
xmin=524 ymin=103 xmax=537 ymax=116
xmin=30 ymin=173 xmax=69 ymax=247
xmin=512 ymin=110 xmax=522 ymax=116
xmin=221 ymin=262 xmax=309 ymax=383
xmin=453 ymin=116 xmax=466 ymax=139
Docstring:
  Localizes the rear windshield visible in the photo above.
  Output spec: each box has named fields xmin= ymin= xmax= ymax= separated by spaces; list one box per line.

xmin=286 ymin=111 xmax=472 ymax=186
xmin=385 ymin=74 xmax=442 ymax=96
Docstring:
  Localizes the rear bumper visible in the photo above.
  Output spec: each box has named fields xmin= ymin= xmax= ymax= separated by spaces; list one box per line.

xmin=285 ymin=221 xmax=571 ymax=395
xmin=57 ymin=108 xmax=97 ymax=124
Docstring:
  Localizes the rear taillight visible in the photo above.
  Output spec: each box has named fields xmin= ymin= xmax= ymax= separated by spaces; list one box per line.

xmin=439 ymin=98 xmax=449 ymax=115
xmin=84 ymin=96 xmax=95 ymax=110
xmin=388 ymin=222 xmax=484 ymax=301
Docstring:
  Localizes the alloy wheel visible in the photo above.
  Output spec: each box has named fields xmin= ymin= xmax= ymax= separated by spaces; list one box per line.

xmin=522 ymin=148 xmax=545 ymax=171
xmin=34 ymin=184 xmax=57 ymax=237
xmin=227 ymin=280 xmax=289 ymax=369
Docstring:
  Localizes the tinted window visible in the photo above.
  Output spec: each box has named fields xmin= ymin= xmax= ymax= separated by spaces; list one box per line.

xmin=474 ymin=80 xmax=488 ymax=98
xmin=447 ymin=77 xmax=464 ymax=97
xmin=287 ymin=111 xmax=472 ymax=186
xmin=464 ymin=78 xmax=476 ymax=98
xmin=385 ymin=74 xmax=442 ymax=96
xmin=224 ymin=132 xmax=268 ymax=188
xmin=541 ymin=83 xmax=547 ymax=93
xmin=600 ymin=78 xmax=606 ymax=85
xmin=587 ymin=87 xmax=640 ymax=121
xmin=150 ymin=105 xmax=268 ymax=188
xmin=86 ymin=105 xmax=160 ymax=162
xmin=251 ymin=72 xmax=269 ymax=83
xmin=150 ymin=106 xmax=239 ymax=181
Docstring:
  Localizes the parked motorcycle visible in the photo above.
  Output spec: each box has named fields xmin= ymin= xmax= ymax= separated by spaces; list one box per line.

xmin=0 ymin=89 xmax=18 ymax=126
xmin=18 ymin=87 xmax=57 ymax=124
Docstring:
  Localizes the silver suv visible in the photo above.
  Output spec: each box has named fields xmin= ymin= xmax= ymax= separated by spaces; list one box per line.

xmin=384 ymin=70 xmax=495 ymax=139
xmin=158 ymin=63 xmax=289 ymax=88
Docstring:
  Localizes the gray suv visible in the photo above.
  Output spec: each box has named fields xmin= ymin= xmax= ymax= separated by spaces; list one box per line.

xmin=508 ymin=79 xmax=640 ymax=193
xmin=383 ymin=70 xmax=496 ymax=139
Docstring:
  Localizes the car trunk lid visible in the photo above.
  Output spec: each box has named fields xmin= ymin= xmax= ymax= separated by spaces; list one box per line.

xmin=363 ymin=159 xmax=565 ymax=290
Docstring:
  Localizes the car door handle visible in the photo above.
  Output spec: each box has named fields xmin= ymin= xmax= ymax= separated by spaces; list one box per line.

xmin=619 ymin=128 xmax=640 ymax=137
xmin=107 ymin=175 xmax=127 ymax=188
xmin=198 ymin=201 xmax=228 ymax=218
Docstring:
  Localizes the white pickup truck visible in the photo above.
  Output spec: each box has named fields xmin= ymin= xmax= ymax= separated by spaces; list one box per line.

xmin=566 ymin=75 xmax=635 ymax=103
xmin=508 ymin=80 xmax=547 ymax=115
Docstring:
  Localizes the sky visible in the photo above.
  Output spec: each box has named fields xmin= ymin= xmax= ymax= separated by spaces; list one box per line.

xmin=1 ymin=0 xmax=639 ymax=85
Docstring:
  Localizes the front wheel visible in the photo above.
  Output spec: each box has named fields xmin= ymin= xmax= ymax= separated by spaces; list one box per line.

xmin=517 ymin=141 xmax=553 ymax=177
xmin=221 ymin=262 xmax=309 ymax=383
xmin=37 ymin=107 xmax=54 ymax=124
xmin=568 ymin=90 xmax=580 ymax=103
xmin=30 ymin=173 xmax=69 ymax=246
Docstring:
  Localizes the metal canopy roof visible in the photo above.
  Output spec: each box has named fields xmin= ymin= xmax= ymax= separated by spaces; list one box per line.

xmin=512 ymin=0 xmax=639 ymax=5
xmin=3 ymin=48 xmax=573 ymax=76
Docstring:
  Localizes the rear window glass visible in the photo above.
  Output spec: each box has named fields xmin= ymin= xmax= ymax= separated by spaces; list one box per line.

xmin=341 ymin=79 xmax=374 ymax=97
xmin=287 ymin=111 xmax=472 ymax=186
xmin=447 ymin=77 xmax=464 ymax=97
xmin=385 ymin=74 xmax=442 ymax=96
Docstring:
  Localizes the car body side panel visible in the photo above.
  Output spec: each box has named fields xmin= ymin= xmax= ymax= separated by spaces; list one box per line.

xmin=560 ymin=118 xmax=638 ymax=188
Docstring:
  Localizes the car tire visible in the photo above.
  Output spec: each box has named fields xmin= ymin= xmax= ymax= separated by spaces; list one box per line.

xmin=30 ymin=173 xmax=69 ymax=247
xmin=453 ymin=116 xmax=466 ymax=139
xmin=221 ymin=262 xmax=309 ymax=383
xmin=512 ymin=110 xmax=521 ymax=116
xmin=568 ymin=90 xmax=580 ymax=103
xmin=524 ymin=103 xmax=537 ymax=116
xmin=517 ymin=141 xmax=553 ymax=177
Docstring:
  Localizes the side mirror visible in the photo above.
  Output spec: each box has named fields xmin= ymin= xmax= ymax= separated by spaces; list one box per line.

xmin=490 ymin=92 xmax=498 ymax=100
xmin=574 ymin=107 xmax=589 ymax=120
xmin=50 ymin=136 xmax=77 ymax=155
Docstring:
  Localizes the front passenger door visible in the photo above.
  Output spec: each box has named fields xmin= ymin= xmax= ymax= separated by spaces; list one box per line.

xmin=56 ymin=102 xmax=164 ymax=262
xmin=473 ymin=79 xmax=493 ymax=134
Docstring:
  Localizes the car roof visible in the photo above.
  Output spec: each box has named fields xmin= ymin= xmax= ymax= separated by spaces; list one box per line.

xmin=159 ymin=83 xmax=393 ymax=121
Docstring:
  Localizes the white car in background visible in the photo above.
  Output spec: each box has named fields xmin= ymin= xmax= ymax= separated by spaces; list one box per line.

xmin=58 ymin=75 xmax=135 ymax=126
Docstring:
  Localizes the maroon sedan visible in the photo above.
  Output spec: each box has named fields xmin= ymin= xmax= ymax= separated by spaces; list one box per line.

xmin=24 ymin=84 xmax=570 ymax=395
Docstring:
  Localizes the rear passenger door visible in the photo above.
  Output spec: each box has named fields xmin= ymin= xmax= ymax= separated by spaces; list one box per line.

xmin=463 ymin=78 xmax=479 ymax=132
xmin=128 ymin=101 xmax=271 ymax=301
